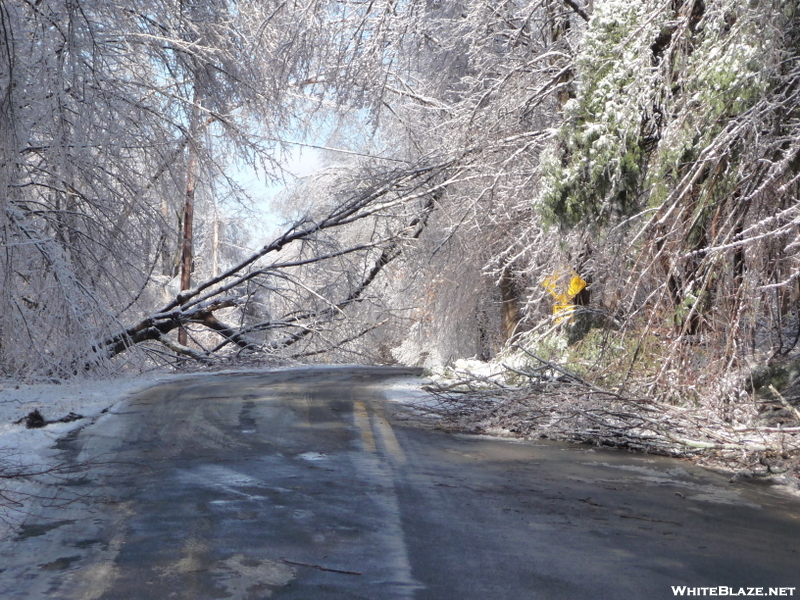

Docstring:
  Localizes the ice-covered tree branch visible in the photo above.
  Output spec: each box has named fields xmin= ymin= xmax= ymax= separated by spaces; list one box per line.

xmin=84 ymin=160 xmax=446 ymax=366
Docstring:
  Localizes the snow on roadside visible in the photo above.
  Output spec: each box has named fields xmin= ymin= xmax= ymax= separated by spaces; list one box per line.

xmin=0 ymin=374 xmax=167 ymax=462
xmin=380 ymin=375 xmax=437 ymax=408
xmin=426 ymin=358 xmax=515 ymax=389
xmin=0 ymin=373 xmax=168 ymax=533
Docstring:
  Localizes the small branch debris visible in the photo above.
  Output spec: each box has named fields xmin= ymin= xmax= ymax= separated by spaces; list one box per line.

xmin=14 ymin=409 xmax=84 ymax=429
xmin=280 ymin=558 xmax=362 ymax=576
xmin=420 ymin=372 xmax=800 ymax=489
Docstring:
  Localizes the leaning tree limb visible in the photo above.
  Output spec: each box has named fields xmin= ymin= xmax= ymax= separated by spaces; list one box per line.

xmin=81 ymin=160 xmax=449 ymax=369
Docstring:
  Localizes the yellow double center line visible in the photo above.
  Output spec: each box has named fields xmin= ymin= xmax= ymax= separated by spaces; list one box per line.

xmin=353 ymin=400 xmax=406 ymax=465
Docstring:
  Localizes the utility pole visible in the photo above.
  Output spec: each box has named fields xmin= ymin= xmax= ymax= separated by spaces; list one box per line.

xmin=178 ymin=87 xmax=200 ymax=346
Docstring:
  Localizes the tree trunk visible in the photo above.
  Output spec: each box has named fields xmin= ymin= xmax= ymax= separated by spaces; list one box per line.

xmin=178 ymin=96 xmax=199 ymax=346
xmin=499 ymin=265 xmax=521 ymax=343
xmin=212 ymin=202 xmax=220 ymax=278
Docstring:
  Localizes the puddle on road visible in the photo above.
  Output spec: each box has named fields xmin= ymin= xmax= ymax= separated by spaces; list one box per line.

xmin=575 ymin=461 xmax=763 ymax=509
xmin=15 ymin=519 xmax=76 ymax=541
xmin=72 ymin=538 xmax=104 ymax=549
xmin=39 ymin=555 xmax=81 ymax=571
xmin=688 ymin=487 xmax=763 ymax=508
xmin=599 ymin=464 xmax=694 ymax=479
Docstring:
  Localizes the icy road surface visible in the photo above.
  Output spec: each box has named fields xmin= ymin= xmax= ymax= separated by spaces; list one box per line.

xmin=1 ymin=366 xmax=799 ymax=599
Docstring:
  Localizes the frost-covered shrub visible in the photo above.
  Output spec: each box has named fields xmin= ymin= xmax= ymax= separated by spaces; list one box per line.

xmin=528 ymin=0 xmax=800 ymax=407
xmin=645 ymin=0 xmax=782 ymax=206
xmin=539 ymin=0 xmax=669 ymax=226
xmin=539 ymin=0 xmax=788 ymax=226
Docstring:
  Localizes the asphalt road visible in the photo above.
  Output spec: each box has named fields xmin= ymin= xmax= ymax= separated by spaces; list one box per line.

xmin=1 ymin=366 xmax=799 ymax=600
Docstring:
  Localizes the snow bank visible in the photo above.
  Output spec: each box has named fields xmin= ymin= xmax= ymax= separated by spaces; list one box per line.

xmin=379 ymin=375 xmax=437 ymax=408
xmin=0 ymin=373 xmax=168 ymax=533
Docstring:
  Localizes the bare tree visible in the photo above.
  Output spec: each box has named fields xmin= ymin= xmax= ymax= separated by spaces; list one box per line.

xmin=0 ymin=0 xmax=453 ymax=376
xmin=79 ymin=158 xmax=449 ymax=365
